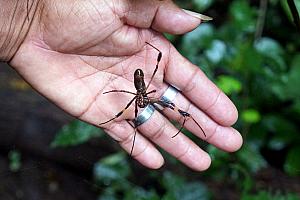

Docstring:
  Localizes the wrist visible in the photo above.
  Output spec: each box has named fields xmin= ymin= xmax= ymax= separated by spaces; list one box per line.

xmin=0 ymin=0 xmax=42 ymax=62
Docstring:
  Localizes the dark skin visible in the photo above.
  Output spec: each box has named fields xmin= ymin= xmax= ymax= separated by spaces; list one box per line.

xmin=5 ymin=0 xmax=242 ymax=171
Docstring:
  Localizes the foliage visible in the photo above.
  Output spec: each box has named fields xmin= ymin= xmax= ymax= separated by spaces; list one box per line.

xmin=94 ymin=153 xmax=210 ymax=200
xmin=51 ymin=120 xmax=104 ymax=147
xmin=284 ymin=146 xmax=300 ymax=176
xmin=8 ymin=150 xmax=22 ymax=172
xmin=216 ymin=75 xmax=242 ymax=95
xmin=241 ymin=190 xmax=300 ymax=200
xmin=52 ymin=0 xmax=300 ymax=199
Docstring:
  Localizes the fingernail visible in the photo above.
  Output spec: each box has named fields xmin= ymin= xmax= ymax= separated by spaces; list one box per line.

xmin=182 ymin=9 xmax=213 ymax=21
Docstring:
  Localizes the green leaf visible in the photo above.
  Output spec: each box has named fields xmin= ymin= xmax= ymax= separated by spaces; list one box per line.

xmin=206 ymin=145 xmax=230 ymax=176
xmin=284 ymin=146 xmax=300 ymax=176
xmin=51 ymin=120 xmax=104 ymax=147
xmin=291 ymin=99 xmax=300 ymax=114
xmin=99 ymin=188 xmax=119 ymax=200
xmin=262 ymin=115 xmax=298 ymax=134
xmin=207 ymin=145 xmax=230 ymax=162
xmin=229 ymin=0 xmax=257 ymax=33
xmin=124 ymin=187 xmax=160 ymax=200
xmin=241 ymin=109 xmax=261 ymax=124
xmin=272 ymin=54 xmax=300 ymax=100
xmin=8 ymin=150 xmax=21 ymax=172
xmin=216 ymin=75 xmax=242 ymax=95
xmin=255 ymin=37 xmax=286 ymax=71
xmin=174 ymin=182 xmax=209 ymax=200
xmin=231 ymin=41 xmax=262 ymax=73
xmin=161 ymin=171 xmax=184 ymax=192
xmin=161 ymin=171 xmax=209 ymax=200
xmin=204 ymin=40 xmax=226 ymax=64
xmin=192 ymin=0 xmax=214 ymax=12
xmin=261 ymin=115 xmax=299 ymax=150
xmin=242 ymin=190 xmax=300 ymax=200
xmin=281 ymin=0 xmax=300 ymax=24
xmin=164 ymin=33 xmax=177 ymax=43
xmin=230 ymin=164 xmax=253 ymax=194
xmin=94 ymin=153 xmax=130 ymax=185
xmin=180 ymin=24 xmax=216 ymax=77
xmin=180 ymin=24 xmax=214 ymax=58
xmin=237 ymin=143 xmax=267 ymax=173
xmin=255 ymin=38 xmax=284 ymax=58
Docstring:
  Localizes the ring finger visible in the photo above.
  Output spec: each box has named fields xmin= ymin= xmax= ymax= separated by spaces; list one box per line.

xmin=154 ymin=85 xmax=243 ymax=152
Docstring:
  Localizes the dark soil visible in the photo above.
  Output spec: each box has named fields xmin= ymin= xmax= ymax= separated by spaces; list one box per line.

xmin=0 ymin=154 xmax=97 ymax=200
xmin=0 ymin=63 xmax=112 ymax=200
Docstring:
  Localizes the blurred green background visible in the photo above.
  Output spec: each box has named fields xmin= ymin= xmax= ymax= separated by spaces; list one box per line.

xmin=1 ymin=0 xmax=300 ymax=199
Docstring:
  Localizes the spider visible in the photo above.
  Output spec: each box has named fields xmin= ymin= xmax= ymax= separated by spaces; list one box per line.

xmin=99 ymin=42 xmax=206 ymax=155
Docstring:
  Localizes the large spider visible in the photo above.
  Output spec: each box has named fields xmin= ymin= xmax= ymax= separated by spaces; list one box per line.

xmin=99 ymin=42 xmax=206 ymax=155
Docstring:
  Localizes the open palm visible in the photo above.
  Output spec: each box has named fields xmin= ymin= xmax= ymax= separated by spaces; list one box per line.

xmin=10 ymin=0 xmax=242 ymax=171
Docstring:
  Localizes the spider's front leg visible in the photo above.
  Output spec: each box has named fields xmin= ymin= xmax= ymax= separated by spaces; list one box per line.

xmin=145 ymin=42 xmax=162 ymax=91
xmin=151 ymin=98 xmax=206 ymax=138
xmin=99 ymin=88 xmax=138 ymax=125
xmin=103 ymin=90 xmax=136 ymax=95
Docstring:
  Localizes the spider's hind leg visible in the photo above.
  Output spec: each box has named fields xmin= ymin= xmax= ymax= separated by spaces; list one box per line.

xmin=151 ymin=99 xmax=206 ymax=138
xmin=123 ymin=99 xmax=139 ymax=156
xmin=171 ymin=109 xmax=206 ymax=138
xmin=126 ymin=120 xmax=138 ymax=156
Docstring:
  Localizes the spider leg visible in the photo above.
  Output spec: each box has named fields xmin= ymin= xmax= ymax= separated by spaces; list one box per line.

xmin=151 ymin=98 xmax=206 ymax=138
xmin=103 ymin=90 xmax=136 ymax=95
xmin=172 ymin=117 xmax=187 ymax=138
xmin=99 ymin=96 xmax=137 ymax=125
xmin=130 ymin=101 xmax=139 ymax=156
xmin=145 ymin=42 xmax=162 ymax=91
xmin=125 ymin=101 xmax=139 ymax=156
xmin=146 ymin=89 xmax=156 ymax=95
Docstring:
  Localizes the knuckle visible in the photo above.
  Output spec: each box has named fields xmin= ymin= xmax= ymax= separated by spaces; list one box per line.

xmin=205 ymin=89 xmax=222 ymax=111
xmin=120 ymin=130 xmax=135 ymax=146
xmin=149 ymin=121 xmax=166 ymax=141
xmin=206 ymin=124 xmax=219 ymax=142
xmin=105 ymin=122 xmax=131 ymax=142
xmin=176 ymin=145 xmax=191 ymax=160
xmin=182 ymin=68 xmax=198 ymax=93
xmin=132 ymin=142 xmax=149 ymax=158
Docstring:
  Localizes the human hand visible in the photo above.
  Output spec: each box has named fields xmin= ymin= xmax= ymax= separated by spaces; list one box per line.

xmin=7 ymin=0 xmax=242 ymax=171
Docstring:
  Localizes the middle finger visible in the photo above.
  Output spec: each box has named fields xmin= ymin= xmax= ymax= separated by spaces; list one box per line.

xmin=137 ymin=109 xmax=211 ymax=171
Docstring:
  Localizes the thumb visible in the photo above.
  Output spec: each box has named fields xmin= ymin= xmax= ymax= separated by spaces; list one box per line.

xmin=125 ymin=0 xmax=209 ymax=34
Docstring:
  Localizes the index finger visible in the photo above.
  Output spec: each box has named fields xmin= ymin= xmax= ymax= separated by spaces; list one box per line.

xmin=164 ymin=45 xmax=238 ymax=126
